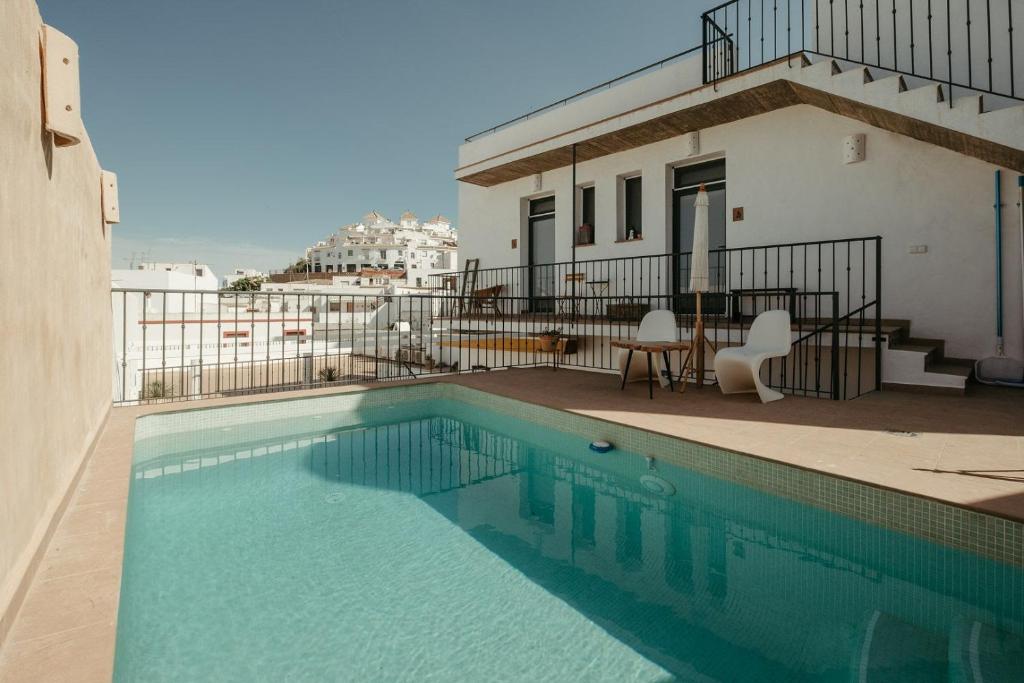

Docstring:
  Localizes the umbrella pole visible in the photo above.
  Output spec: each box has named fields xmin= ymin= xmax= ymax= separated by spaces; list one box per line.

xmin=696 ymin=290 xmax=705 ymax=388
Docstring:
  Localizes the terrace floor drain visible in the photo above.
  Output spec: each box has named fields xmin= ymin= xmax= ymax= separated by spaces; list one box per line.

xmin=885 ymin=429 xmax=919 ymax=437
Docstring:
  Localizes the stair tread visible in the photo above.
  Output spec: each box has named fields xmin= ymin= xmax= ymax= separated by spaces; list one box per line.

xmin=925 ymin=363 xmax=972 ymax=378
xmin=891 ymin=343 xmax=937 ymax=353
xmin=904 ymin=337 xmax=944 ymax=346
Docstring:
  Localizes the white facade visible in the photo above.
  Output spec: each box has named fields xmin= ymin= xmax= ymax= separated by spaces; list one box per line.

xmin=456 ymin=53 xmax=1024 ymax=366
xmin=112 ymin=261 xmax=219 ymax=314
xmin=305 ymin=211 xmax=458 ymax=289
xmin=223 ymin=268 xmax=267 ymax=287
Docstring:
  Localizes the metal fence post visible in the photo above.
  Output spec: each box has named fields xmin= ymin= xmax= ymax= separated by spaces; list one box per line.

xmin=831 ymin=291 xmax=841 ymax=400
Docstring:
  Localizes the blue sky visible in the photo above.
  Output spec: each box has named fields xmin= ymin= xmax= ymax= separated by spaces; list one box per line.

xmin=41 ymin=0 xmax=704 ymax=277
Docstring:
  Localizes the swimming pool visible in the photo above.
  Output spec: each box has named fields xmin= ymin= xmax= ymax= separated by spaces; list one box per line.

xmin=115 ymin=385 xmax=1023 ymax=681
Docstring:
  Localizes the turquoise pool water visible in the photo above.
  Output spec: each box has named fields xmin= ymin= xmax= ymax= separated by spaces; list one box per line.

xmin=115 ymin=396 xmax=1023 ymax=681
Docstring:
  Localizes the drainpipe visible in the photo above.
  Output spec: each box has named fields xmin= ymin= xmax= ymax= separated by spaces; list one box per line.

xmin=995 ymin=170 xmax=1004 ymax=356
xmin=1019 ymin=175 xmax=1024 ymax=356
xmin=571 ymin=143 xmax=577 ymax=327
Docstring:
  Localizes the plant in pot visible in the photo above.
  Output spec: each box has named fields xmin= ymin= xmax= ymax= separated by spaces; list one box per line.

xmin=318 ymin=367 xmax=340 ymax=384
xmin=536 ymin=328 xmax=562 ymax=353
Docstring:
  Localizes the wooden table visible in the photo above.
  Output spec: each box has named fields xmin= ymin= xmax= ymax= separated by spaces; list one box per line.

xmin=610 ymin=339 xmax=692 ymax=399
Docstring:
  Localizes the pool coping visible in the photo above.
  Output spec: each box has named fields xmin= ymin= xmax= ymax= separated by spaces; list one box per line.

xmin=1 ymin=371 xmax=1022 ymax=681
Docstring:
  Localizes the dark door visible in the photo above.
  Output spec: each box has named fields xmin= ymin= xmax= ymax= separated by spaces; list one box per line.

xmin=528 ymin=196 xmax=556 ymax=312
xmin=672 ymin=159 xmax=726 ymax=314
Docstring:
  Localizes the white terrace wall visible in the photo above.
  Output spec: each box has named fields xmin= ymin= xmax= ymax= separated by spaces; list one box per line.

xmin=0 ymin=0 xmax=113 ymax=641
xmin=458 ymin=104 xmax=1022 ymax=361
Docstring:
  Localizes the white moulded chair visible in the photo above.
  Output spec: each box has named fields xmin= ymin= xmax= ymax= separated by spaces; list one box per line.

xmin=619 ymin=310 xmax=678 ymax=388
xmin=714 ymin=309 xmax=791 ymax=403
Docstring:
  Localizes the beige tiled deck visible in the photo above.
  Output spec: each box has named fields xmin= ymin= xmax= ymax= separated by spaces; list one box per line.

xmin=1 ymin=368 xmax=1022 ymax=681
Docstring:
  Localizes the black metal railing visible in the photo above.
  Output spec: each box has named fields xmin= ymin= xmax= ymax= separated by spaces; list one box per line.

xmin=464 ymin=45 xmax=704 ymax=142
xmin=426 ymin=236 xmax=881 ymax=398
xmin=702 ymin=0 xmax=1022 ymax=102
xmin=111 ymin=251 xmax=879 ymax=406
xmin=428 ymin=237 xmax=880 ymax=320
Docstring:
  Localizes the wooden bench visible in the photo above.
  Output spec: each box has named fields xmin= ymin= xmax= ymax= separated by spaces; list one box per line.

xmin=730 ymin=287 xmax=798 ymax=322
xmin=468 ymin=284 xmax=504 ymax=317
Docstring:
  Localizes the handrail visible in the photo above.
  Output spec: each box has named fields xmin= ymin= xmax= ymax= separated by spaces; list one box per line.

xmin=791 ymin=299 xmax=875 ymax=346
xmin=701 ymin=0 xmax=1022 ymax=103
xmin=464 ymin=45 xmax=703 ymax=142
xmin=430 ymin=236 xmax=883 ymax=279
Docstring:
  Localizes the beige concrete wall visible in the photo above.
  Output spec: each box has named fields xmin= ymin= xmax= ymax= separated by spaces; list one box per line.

xmin=0 ymin=0 xmax=113 ymax=641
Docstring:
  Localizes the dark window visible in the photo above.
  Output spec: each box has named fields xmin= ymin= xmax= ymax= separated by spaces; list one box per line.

xmin=674 ymin=159 xmax=726 ymax=189
xmin=576 ymin=186 xmax=595 ymax=246
xmin=624 ymin=176 xmax=642 ymax=238
xmin=346 ymin=264 xmax=357 ymax=273
xmin=581 ymin=186 xmax=595 ymax=225
xmin=529 ymin=195 xmax=556 ymax=216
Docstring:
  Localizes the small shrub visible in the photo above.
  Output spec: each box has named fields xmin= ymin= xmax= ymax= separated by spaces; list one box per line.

xmin=319 ymin=367 xmax=340 ymax=383
xmin=143 ymin=381 xmax=172 ymax=399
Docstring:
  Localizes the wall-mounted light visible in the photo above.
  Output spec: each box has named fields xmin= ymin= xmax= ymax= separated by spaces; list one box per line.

xmin=683 ymin=131 xmax=700 ymax=157
xmin=41 ymin=25 xmax=83 ymax=147
xmin=101 ymin=170 xmax=119 ymax=223
xmin=843 ymin=134 xmax=866 ymax=164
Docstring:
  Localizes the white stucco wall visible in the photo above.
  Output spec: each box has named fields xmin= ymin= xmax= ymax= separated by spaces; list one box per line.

xmin=459 ymin=55 xmax=703 ymax=169
xmin=459 ymin=105 xmax=1022 ymax=361
xmin=810 ymin=0 xmax=1023 ymax=101
xmin=0 ymin=0 xmax=113 ymax=639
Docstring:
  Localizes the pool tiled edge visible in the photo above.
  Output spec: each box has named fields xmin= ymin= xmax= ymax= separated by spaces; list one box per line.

xmin=438 ymin=383 xmax=1023 ymax=568
xmin=134 ymin=380 xmax=1023 ymax=568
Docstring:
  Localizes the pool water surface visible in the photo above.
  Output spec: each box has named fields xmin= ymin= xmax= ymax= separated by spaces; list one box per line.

xmin=114 ymin=395 xmax=1024 ymax=681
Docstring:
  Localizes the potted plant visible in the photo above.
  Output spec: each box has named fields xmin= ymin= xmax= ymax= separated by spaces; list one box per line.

xmin=536 ymin=328 xmax=562 ymax=353
xmin=318 ymin=367 xmax=339 ymax=384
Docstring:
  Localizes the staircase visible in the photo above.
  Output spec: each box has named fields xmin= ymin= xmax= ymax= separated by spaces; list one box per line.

xmin=791 ymin=56 xmax=1023 ymax=162
xmin=853 ymin=612 xmax=1024 ymax=682
xmin=882 ymin=322 xmax=973 ymax=395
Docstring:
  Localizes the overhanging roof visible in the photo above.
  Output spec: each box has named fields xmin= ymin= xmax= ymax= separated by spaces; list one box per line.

xmin=456 ymin=68 xmax=1024 ymax=187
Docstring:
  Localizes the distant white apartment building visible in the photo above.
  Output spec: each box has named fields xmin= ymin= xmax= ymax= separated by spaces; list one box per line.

xmin=305 ymin=211 xmax=458 ymax=289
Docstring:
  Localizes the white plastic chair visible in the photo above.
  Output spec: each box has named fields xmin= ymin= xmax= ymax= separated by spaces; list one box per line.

xmin=619 ymin=310 xmax=678 ymax=388
xmin=714 ymin=309 xmax=791 ymax=403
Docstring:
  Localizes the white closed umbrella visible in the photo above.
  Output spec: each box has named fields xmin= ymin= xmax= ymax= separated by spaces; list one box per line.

xmin=689 ymin=184 xmax=710 ymax=293
xmin=681 ymin=183 xmax=716 ymax=388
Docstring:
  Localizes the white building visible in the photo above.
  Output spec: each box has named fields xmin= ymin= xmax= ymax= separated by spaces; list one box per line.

xmin=305 ymin=211 xmax=458 ymax=289
xmin=112 ymin=261 xmax=219 ymax=292
xmin=454 ymin=3 xmax=1024 ymax=393
xmin=223 ymin=268 xmax=267 ymax=288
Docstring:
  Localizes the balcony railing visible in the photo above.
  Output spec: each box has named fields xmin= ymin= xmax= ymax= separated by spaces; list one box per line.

xmin=112 ymin=237 xmax=881 ymax=405
xmin=702 ymin=0 xmax=1022 ymax=102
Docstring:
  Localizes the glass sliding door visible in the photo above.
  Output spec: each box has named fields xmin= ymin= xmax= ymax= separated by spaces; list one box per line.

xmin=528 ymin=196 xmax=556 ymax=312
xmin=672 ymin=159 xmax=726 ymax=314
